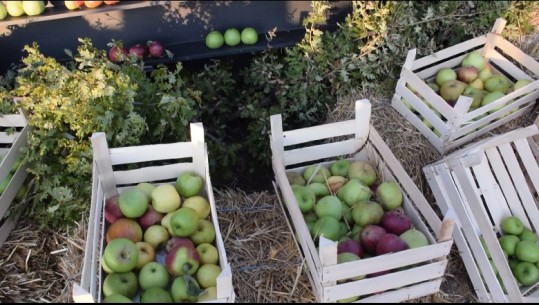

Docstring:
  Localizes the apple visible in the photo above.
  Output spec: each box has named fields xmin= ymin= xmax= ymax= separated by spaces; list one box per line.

xmin=139 ymin=261 xmax=170 ymax=290
xmin=166 ymin=236 xmax=196 ymax=253
xmin=462 ymin=51 xmax=487 ymax=71
xmin=287 ymin=172 xmax=306 ymax=186
xmin=303 ymin=165 xmax=331 ymax=184
xmin=102 ymin=294 xmax=134 ymax=303
xmin=170 ymin=207 xmax=199 ymax=237
xmin=350 ymin=223 xmax=363 ymax=240
xmin=515 ymin=240 xmax=539 ymax=263
xmin=161 ymin=211 xmax=176 ymax=236
xmin=336 ymin=253 xmax=364 ymax=282
xmin=327 ymin=176 xmax=347 ymax=194
xmin=427 ymin=82 xmax=440 ymax=94
xmin=6 ymin=1 xmax=25 ymax=17
xmin=119 ymin=188 xmax=149 ymax=218
xmin=339 ymin=222 xmax=349 ymax=239
xmin=376 ymin=233 xmax=409 ymax=255
xmin=144 ymin=224 xmax=170 ymax=250
xmin=170 ymin=276 xmax=200 ymax=302
xmin=399 ymin=228 xmax=429 ymax=249
xmin=109 ymin=46 xmax=128 ymax=63
xmin=468 ymin=78 xmax=484 ymax=90
xmin=519 ymin=228 xmax=537 ymax=243
xmin=312 ymin=216 xmax=341 ymax=241
xmin=352 ymin=200 xmax=384 ymax=227
xmin=481 ymin=91 xmax=507 ymax=113
xmin=198 ymin=286 xmax=217 ymax=302
xmin=376 ymin=181 xmax=403 ymax=211
xmin=140 ymin=287 xmax=173 ymax=303
xmin=151 ymin=184 xmax=181 ymax=214
xmin=501 ymin=216 xmax=524 ymax=235
xmin=196 ymin=243 xmax=219 ymax=265
xmin=435 ymin=68 xmax=457 ymax=86
xmin=106 ymin=218 xmax=143 ymax=243
xmin=0 ymin=2 xmax=8 ymax=20
xmin=104 ymin=0 xmax=120 ymax=4
xmin=337 ymin=239 xmax=364 ymax=258
xmin=307 ymin=182 xmax=331 ymax=197
xmin=65 ymin=1 xmax=84 ymax=10
xmin=103 ymin=238 xmax=139 ymax=273
xmin=176 ymin=172 xmax=204 ymax=198
xmin=381 ymin=211 xmax=412 ymax=235
xmin=165 ymin=244 xmax=201 ymax=276
xmin=457 ymin=66 xmax=479 ymax=83
xmin=102 ymin=258 xmax=114 ymax=274
xmin=514 ymin=262 xmax=539 ymax=286
xmin=135 ymin=241 xmax=156 ymax=270
xmin=196 ymin=263 xmax=221 ymax=289
xmin=337 ymin=296 xmax=360 ymax=303
xmin=182 ymin=195 xmax=211 ymax=219
xmin=190 ymin=219 xmax=216 ymax=245
xmin=514 ymin=79 xmax=532 ymax=91
xmin=147 ymin=40 xmax=166 ymax=58
xmin=105 ymin=195 xmax=122 ymax=224
xmin=360 ymin=224 xmax=387 ymax=254
xmin=136 ymin=182 xmax=156 ymax=199
xmin=84 ymin=1 xmax=103 ymax=8
xmin=291 ymin=185 xmax=316 ymax=213
xmin=337 ymin=179 xmax=372 ymax=207
xmin=498 ymin=235 xmax=520 ymax=256
xmin=341 ymin=201 xmax=353 ymax=225
xmin=102 ymin=271 xmax=138 ymax=299
xmin=439 ymin=80 xmax=467 ymax=104
xmin=484 ymin=75 xmax=510 ymax=93
xmin=138 ymin=205 xmax=164 ymax=230
xmin=509 ymin=258 xmax=520 ymax=271
xmin=330 ymin=159 xmax=351 ymax=177
xmin=348 ymin=161 xmax=377 ymax=186
xmin=315 ymin=195 xmax=343 ymax=221
xmin=462 ymin=87 xmax=485 ymax=108
xmin=22 ymin=1 xmax=45 ymax=16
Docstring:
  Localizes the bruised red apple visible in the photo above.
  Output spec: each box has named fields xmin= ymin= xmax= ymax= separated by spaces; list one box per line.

xmin=165 ymin=245 xmax=201 ymax=276
xmin=337 ymin=239 xmax=364 ymax=258
xmin=376 ymin=233 xmax=409 ymax=256
xmin=138 ymin=205 xmax=164 ymax=230
xmin=381 ymin=210 xmax=412 ymax=235
xmin=106 ymin=218 xmax=143 ymax=244
xmin=105 ymin=195 xmax=122 ymax=224
xmin=360 ymin=224 xmax=387 ymax=254
xmin=165 ymin=237 xmax=196 ymax=253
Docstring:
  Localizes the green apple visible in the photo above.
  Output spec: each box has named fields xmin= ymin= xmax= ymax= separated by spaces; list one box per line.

xmin=170 ymin=207 xmax=199 ymax=237
xmin=161 ymin=211 xmax=175 ymax=236
xmin=519 ymin=228 xmax=537 ymax=243
xmin=330 ymin=159 xmax=351 ymax=177
xmin=315 ymin=195 xmax=343 ymax=221
xmin=143 ymin=224 xmax=170 ymax=250
xmin=439 ymin=80 xmax=467 ymax=104
xmin=0 ymin=2 xmax=7 ymax=20
xmin=170 ymin=276 xmax=200 ymax=302
xmin=337 ymin=179 xmax=372 ymax=207
xmin=462 ymin=86 xmax=485 ymax=108
xmin=498 ymin=235 xmax=520 ymax=256
xmin=484 ymin=75 xmax=510 ymax=94
xmin=22 ymin=0 xmax=45 ymax=16
xmin=139 ymin=261 xmax=169 ymax=290
xmin=427 ymin=82 xmax=440 ymax=93
xmin=513 ymin=79 xmax=532 ymax=91
xmin=286 ymin=172 xmax=306 ymax=186
xmin=224 ymin=28 xmax=241 ymax=47
xmin=176 ymin=172 xmax=204 ymax=198
xmin=135 ymin=241 xmax=156 ymax=270
xmin=312 ymin=216 xmax=341 ymax=241
xmin=103 ymin=238 xmax=139 ymax=273
xmin=196 ymin=263 xmax=221 ymax=289
xmin=348 ymin=161 xmax=377 ymax=186
xmin=501 ymin=216 xmax=524 ymax=235
xmin=435 ymin=68 xmax=457 ymax=86
xmin=196 ymin=243 xmax=219 ymax=265
xmin=102 ymin=271 xmax=138 ymax=298
xmin=516 ymin=240 xmax=539 ymax=263
xmin=352 ymin=200 xmax=384 ymax=227
xmin=337 ymin=296 xmax=360 ymax=303
xmin=481 ymin=91 xmax=507 ymax=114
xmin=102 ymin=294 xmax=134 ymax=303
xmin=339 ymin=221 xmax=350 ymax=239
xmin=6 ymin=1 xmax=24 ymax=17
xmin=119 ymin=188 xmax=149 ymax=218
xmin=140 ymin=287 xmax=173 ymax=303
xmin=151 ymin=184 xmax=181 ymax=214
xmin=479 ymin=65 xmax=493 ymax=82
xmin=462 ymin=51 xmax=487 ymax=71
xmin=514 ymin=261 xmax=539 ymax=286
xmin=136 ymin=182 xmax=156 ymax=200
xmin=509 ymin=257 xmax=520 ymax=271
xmin=241 ymin=27 xmax=258 ymax=45
xmin=376 ymin=181 xmax=403 ymax=210
xmin=350 ymin=224 xmax=363 ymax=240
xmin=198 ymin=286 xmax=217 ymax=302
xmin=307 ymin=182 xmax=331 ymax=197
xmin=399 ymin=228 xmax=429 ymax=249
xmin=182 ymin=195 xmax=211 ymax=219
xmin=303 ymin=165 xmax=331 ymax=184
xmin=468 ymin=78 xmax=484 ymax=90
xmin=341 ymin=201 xmax=353 ymax=225
xmin=292 ymin=185 xmax=316 ymax=213
xmin=190 ymin=219 xmax=216 ymax=245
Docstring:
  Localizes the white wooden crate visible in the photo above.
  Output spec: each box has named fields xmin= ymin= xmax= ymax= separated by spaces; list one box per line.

xmin=0 ymin=109 xmax=29 ymax=248
xmin=392 ymin=18 xmax=539 ymax=154
xmin=72 ymin=123 xmax=235 ymax=303
xmin=423 ymin=121 xmax=539 ymax=303
xmin=270 ymin=99 xmax=454 ymax=303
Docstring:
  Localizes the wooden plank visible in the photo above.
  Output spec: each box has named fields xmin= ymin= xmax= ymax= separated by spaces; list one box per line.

xmin=0 ymin=114 xmax=27 ymax=127
xmin=108 ymin=142 xmax=196 ymax=165
xmin=113 ymin=162 xmax=194 ymax=185
xmin=190 ymin=123 xmax=206 ymax=179
xmin=513 ymin=138 xmax=539 ymax=231
xmin=488 ymin=50 xmax=532 ymax=81
xmin=0 ymin=132 xmax=21 ymax=144
xmin=283 ymin=139 xmax=361 ymax=167
xmin=282 ymin=120 xmax=356 ymax=146
xmin=356 ymin=279 xmax=442 ymax=303
xmin=481 ymin=18 xmax=507 ymax=58
xmin=412 ymin=35 xmax=487 ymax=70
xmin=90 ymin=132 xmax=117 ymax=199
xmin=494 ymin=35 xmax=539 ymax=76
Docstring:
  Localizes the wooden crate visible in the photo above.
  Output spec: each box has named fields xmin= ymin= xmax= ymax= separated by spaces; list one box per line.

xmin=0 ymin=109 xmax=29 ymax=248
xmin=391 ymin=18 xmax=539 ymax=154
xmin=72 ymin=123 xmax=235 ymax=303
xmin=270 ymin=99 xmax=454 ymax=303
xmin=423 ymin=121 xmax=539 ymax=303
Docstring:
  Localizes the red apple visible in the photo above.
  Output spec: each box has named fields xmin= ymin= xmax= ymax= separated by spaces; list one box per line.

xmin=65 ymin=1 xmax=84 ymax=10
xmin=360 ymin=224 xmax=387 ymax=254
xmin=108 ymin=46 xmax=128 ymax=63
xmin=165 ymin=245 xmax=201 ymax=276
xmin=106 ymin=218 xmax=143 ymax=244
xmin=104 ymin=195 xmax=122 ymax=224
xmin=376 ymin=233 xmax=409 ymax=256
xmin=84 ymin=0 xmax=103 ymax=8
xmin=147 ymin=40 xmax=165 ymax=58
xmin=457 ymin=66 xmax=480 ymax=83
xmin=129 ymin=43 xmax=149 ymax=60
xmin=337 ymin=239 xmax=364 ymax=258
xmin=138 ymin=205 xmax=164 ymax=230
xmin=165 ymin=236 xmax=196 ymax=253
xmin=381 ymin=210 xmax=412 ymax=235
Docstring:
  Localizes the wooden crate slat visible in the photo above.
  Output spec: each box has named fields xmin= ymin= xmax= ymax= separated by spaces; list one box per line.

xmin=412 ymin=35 xmax=487 ymax=70
xmin=283 ymin=139 xmax=361 ymax=167
xmin=282 ymin=120 xmax=356 ymax=146
xmin=494 ymin=35 xmax=539 ymax=76
xmin=513 ymin=137 xmax=539 ymax=204
xmin=0 ymin=114 xmax=27 ymax=127
xmin=356 ymin=279 xmax=442 ymax=303
xmin=113 ymin=163 xmax=194 ymax=186
xmin=0 ymin=132 xmax=21 ymax=144
xmin=488 ymin=50 xmax=533 ymax=81
xmin=109 ymin=142 xmax=196 ymax=165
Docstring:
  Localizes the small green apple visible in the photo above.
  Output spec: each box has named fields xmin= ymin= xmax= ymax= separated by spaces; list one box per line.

xmin=119 ymin=188 xmax=149 ymax=218
xmin=337 ymin=179 xmax=372 ymax=207
xmin=376 ymin=181 xmax=403 ymax=210
xmin=196 ymin=243 xmax=219 ymax=265
xmin=330 ymin=159 xmax=351 ymax=177
xmin=514 ymin=261 xmax=539 ymax=286
xmin=498 ymin=235 xmax=520 ymax=256
xmin=103 ymin=238 xmax=139 ymax=273
xmin=196 ymin=263 xmax=221 ymax=289
xmin=315 ymin=195 xmax=343 ymax=221
xmin=312 ymin=216 xmax=341 ymax=241
xmin=170 ymin=207 xmax=199 ymax=237
xmin=190 ymin=219 xmax=216 ymax=245
xmin=292 ymin=185 xmax=316 ymax=213
xmin=182 ymin=195 xmax=211 ymax=219
xmin=303 ymin=165 xmax=331 ymax=184
xmin=102 ymin=271 xmax=138 ymax=299
xmin=515 ymin=240 xmax=539 ymax=263
xmin=519 ymin=228 xmax=537 ymax=243
xmin=102 ymin=294 xmax=134 ymax=303
xmin=436 ymin=68 xmax=458 ymax=86
xmin=140 ymin=287 xmax=173 ymax=303
xmin=501 ymin=216 xmax=524 ymax=235
xmin=139 ymin=262 xmax=169 ymax=290
xmin=176 ymin=172 xmax=204 ymax=198
xmin=287 ymin=172 xmax=306 ymax=186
